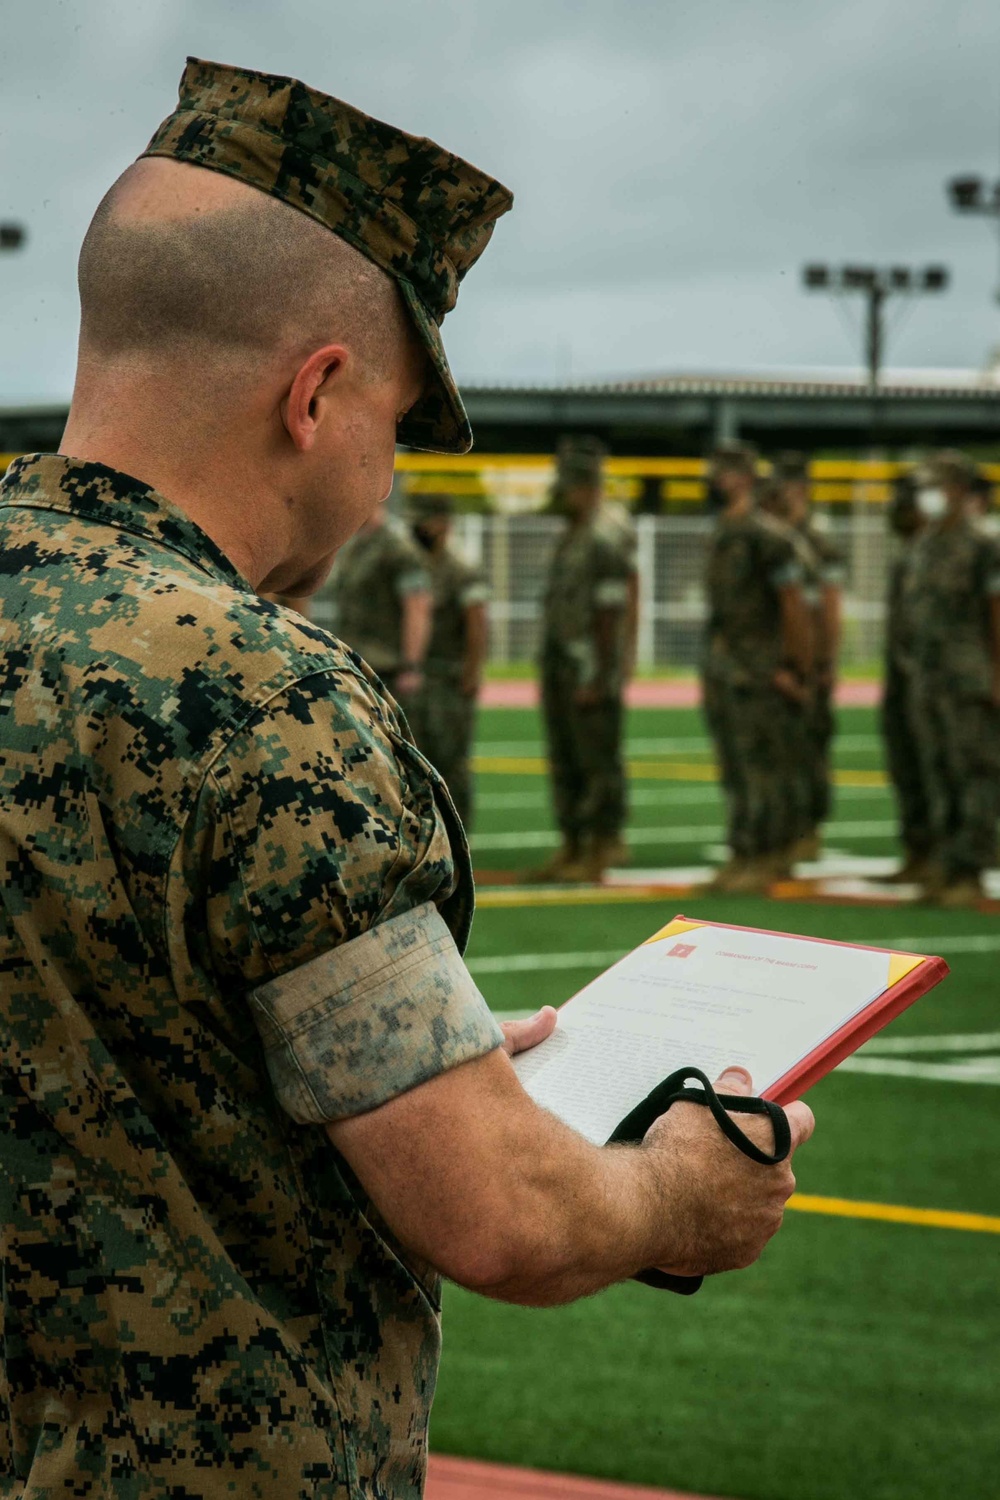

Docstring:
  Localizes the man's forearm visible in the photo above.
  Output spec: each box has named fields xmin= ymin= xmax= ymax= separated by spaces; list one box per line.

xmin=462 ymin=603 xmax=489 ymax=689
xmin=330 ymin=1048 xmax=798 ymax=1308
xmin=779 ymin=585 xmax=812 ymax=677
xmin=592 ymin=606 xmax=623 ymax=688
xmin=400 ymin=590 xmax=432 ymax=666
xmin=820 ymin=586 xmax=842 ymax=671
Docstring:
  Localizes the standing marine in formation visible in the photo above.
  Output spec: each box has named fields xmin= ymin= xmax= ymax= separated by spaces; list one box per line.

xmin=879 ymin=471 xmax=934 ymax=883
xmin=702 ymin=443 xmax=812 ymax=894
xmin=532 ymin=437 xmax=634 ymax=882
xmin=775 ymin=453 xmax=845 ymax=860
xmin=323 ymin=499 xmax=432 ymax=703
xmin=908 ymin=451 xmax=1000 ymax=906
xmin=406 ymin=492 xmax=490 ymax=827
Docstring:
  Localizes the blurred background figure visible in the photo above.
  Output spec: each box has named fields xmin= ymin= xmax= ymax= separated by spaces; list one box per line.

xmin=324 ymin=499 xmax=432 ymax=705
xmin=880 ymin=470 xmax=936 ymax=884
xmin=702 ymin=442 xmax=812 ymax=894
xmin=530 ymin=435 xmax=633 ymax=883
xmin=909 ymin=451 xmax=1000 ymax=906
xmin=967 ymin=468 xmax=994 ymax=519
xmin=776 ymin=452 xmax=846 ymax=861
xmin=406 ymin=492 xmax=490 ymax=828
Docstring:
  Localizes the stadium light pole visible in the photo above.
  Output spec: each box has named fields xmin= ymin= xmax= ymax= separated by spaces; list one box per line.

xmin=947 ymin=176 xmax=1000 ymax=301
xmin=801 ymin=263 xmax=949 ymax=393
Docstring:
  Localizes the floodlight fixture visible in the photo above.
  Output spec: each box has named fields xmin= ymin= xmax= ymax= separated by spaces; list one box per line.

xmin=0 ymin=223 xmax=26 ymax=252
xmin=946 ymin=169 xmax=1000 ymax=299
xmin=802 ymin=259 xmax=950 ymax=391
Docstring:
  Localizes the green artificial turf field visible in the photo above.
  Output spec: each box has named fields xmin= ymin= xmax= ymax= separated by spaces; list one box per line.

xmin=430 ymin=703 xmax=1000 ymax=1500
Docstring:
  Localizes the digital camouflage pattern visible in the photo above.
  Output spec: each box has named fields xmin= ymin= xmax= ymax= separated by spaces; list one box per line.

xmin=142 ymin=58 xmax=514 ymax=455
xmin=0 ymin=453 xmax=503 ymax=1498
xmin=541 ymin=522 xmax=632 ymax=690
xmin=881 ymin=539 xmax=934 ymax=860
xmin=701 ymin=512 xmax=808 ymax=857
xmin=540 ymin=653 xmax=626 ymax=842
xmin=408 ymin=549 xmax=489 ymax=827
xmin=908 ymin=516 xmax=1000 ymax=877
xmin=539 ymin=519 xmax=631 ymax=843
xmin=797 ymin=520 xmax=846 ymax=832
xmin=323 ymin=520 xmax=430 ymax=679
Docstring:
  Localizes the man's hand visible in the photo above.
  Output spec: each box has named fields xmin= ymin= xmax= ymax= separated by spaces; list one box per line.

xmin=772 ymin=667 xmax=807 ymax=704
xmin=645 ymin=1066 xmax=815 ymax=1278
xmin=459 ymin=667 xmax=482 ymax=699
xmin=395 ymin=667 xmax=424 ymax=698
xmin=574 ymin=683 xmax=606 ymax=708
xmin=500 ymin=1006 xmax=558 ymax=1057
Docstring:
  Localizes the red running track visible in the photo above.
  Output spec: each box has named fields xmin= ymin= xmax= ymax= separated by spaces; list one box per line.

xmin=427 ymin=1456 xmax=729 ymax=1500
xmin=480 ymin=678 xmax=880 ymax=710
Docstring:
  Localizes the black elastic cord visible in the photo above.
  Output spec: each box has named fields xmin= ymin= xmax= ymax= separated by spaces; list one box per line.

xmin=607 ymin=1066 xmax=791 ymax=1295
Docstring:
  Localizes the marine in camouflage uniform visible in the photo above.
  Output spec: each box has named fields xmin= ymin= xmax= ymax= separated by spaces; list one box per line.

xmin=879 ymin=472 xmax=936 ymax=882
xmin=0 ymin=58 xmax=514 ymax=1500
xmin=405 ymin=493 xmax=490 ymax=828
xmin=908 ymin=452 xmax=1000 ymax=905
xmin=776 ymin=453 xmax=846 ymax=856
xmin=324 ymin=507 xmax=432 ymax=702
xmin=533 ymin=437 xmax=633 ymax=882
xmin=702 ymin=445 xmax=811 ymax=894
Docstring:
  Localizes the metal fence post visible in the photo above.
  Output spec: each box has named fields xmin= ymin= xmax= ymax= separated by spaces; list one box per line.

xmin=636 ymin=515 xmax=656 ymax=668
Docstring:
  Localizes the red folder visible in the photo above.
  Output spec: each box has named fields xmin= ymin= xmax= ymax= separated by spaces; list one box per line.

xmin=657 ymin=915 xmax=949 ymax=1106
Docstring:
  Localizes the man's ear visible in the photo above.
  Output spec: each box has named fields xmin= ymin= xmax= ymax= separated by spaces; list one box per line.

xmin=281 ymin=343 xmax=349 ymax=452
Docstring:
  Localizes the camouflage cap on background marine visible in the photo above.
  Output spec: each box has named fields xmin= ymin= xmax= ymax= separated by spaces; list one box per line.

xmin=556 ymin=434 xmax=608 ymax=487
xmin=773 ymin=450 xmax=811 ymax=484
xmin=708 ymin=439 xmax=758 ymax=477
xmin=923 ymin=449 xmax=983 ymax=490
xmin=406 ymin=490 xmax=455 ymax=521
xmin=142 ymin=57 xmax=513 ymax=455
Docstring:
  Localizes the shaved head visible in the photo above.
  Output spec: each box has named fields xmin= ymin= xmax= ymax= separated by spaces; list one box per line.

xmin=77 ymin=158 xmax=412 ymax=379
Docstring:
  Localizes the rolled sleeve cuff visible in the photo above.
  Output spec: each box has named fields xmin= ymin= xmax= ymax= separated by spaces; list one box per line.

xmin=248 ymin=902 xmax=504 ymax=1125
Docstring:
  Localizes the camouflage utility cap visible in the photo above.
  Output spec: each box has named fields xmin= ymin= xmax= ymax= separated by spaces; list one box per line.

xmin=143 ymin=57 xmax=514 ymax=455
xmin=557 ymin=434 xmax=607 ymax=486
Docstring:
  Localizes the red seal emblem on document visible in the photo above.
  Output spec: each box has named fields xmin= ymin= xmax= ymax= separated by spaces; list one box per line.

xmin=666 ymin=942 xmax=696 ymax=958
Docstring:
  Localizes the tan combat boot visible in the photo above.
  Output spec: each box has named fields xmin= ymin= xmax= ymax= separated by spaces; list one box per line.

xmin=877 ymin=853 xmax=937 ymax=886
xmin=935 ymin=874 xmax=986 ymax=909
xmin=791 ymin=829 xmax=821 ymax=864
xmin=559 ymin=835 xmax=614 ymax=885
xmin=526 ymin=837 xmax=581 ymax=883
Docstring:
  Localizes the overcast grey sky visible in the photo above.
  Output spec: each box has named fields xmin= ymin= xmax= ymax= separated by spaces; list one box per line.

xmin=2 ymin=0 xmax=1000 ymax=402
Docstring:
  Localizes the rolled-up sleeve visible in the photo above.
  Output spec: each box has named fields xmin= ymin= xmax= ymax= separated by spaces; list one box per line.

xmin=249 ymin=901 xmax=503 ymax=1123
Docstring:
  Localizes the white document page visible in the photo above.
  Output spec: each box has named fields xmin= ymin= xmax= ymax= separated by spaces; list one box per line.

xmin=513 ymin=922 xmax=894 ymax=1145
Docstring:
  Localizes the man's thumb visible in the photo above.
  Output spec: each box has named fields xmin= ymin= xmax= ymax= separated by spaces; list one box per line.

xmin=715 ymin=1065 xmax=754 ymax=1096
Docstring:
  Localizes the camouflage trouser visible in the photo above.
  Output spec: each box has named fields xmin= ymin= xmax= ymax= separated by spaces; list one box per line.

xmin=408 ymin=668 xmax=477 ymax=828
xmin=540 ymin=650 xmax=626 ymax=841
xmin=881 ymin=665 xmax=934 ymax=859
xmin=910 ymin=675 xmax=1000 ymax=878
xmin=702 ymin=674 xmax=808 ymax=858
xmin=804 ymin=685 xmax=836 ymax=830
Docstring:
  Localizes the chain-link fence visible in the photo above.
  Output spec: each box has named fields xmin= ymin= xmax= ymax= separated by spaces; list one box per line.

xmin=435 ymin=512 xmax=893 ymax=670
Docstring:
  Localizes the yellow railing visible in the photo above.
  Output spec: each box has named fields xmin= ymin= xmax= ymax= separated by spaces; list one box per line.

xmin=398 ymin=453 xmax=1000 ymax=506
xmin=6 ymin=450 xmax=999 ymax=507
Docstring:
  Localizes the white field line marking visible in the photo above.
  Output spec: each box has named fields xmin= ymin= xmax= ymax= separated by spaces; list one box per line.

xmin=470 ymin=949 xmax=627 ymax=975
xmin=476 ymin=784 xmax=887 ymax=812
xmin=470 ymin=818 xmax=896 ymax=852
xmin=838 ymin=1056 xmax=1000 ymax=1085
xmin=891 ymin=934 xmax=1000 ymax=955
xmin=862 ymin=1031 xmax=1000 ymax=1054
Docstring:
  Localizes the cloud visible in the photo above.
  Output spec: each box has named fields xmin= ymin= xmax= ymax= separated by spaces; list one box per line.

xmin=2 ymin=0 xmax=999 ymax=400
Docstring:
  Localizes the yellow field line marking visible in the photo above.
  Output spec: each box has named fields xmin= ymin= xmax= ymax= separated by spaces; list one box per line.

xmin=472 ymin=756 xmax=886 ymax=788
xmin=788 ymin=1193 xmax=1000 ymax=1235
xmin=475 ymin=885 xmax=674 ymax=909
